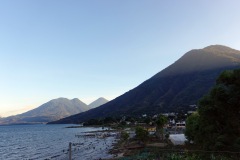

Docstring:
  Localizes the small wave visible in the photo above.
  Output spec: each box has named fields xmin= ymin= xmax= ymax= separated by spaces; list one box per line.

xmin=33 ymin=152 xmax=41 ymax=156
xmin=37 ymin=146 xmax=50 ymax=150
xmin=16 ymin=146 xmax=27 ymax=150
xmin=50 ymin=154 xmax=61 ymax=159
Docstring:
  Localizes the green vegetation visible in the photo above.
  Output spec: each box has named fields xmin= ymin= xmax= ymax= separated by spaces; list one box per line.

xmin=121 ymin=131 xmax=129 ymax=141
xmin=185 ymin=112 xmax=199 ymax=142
xmin=135 ymin=126 xmax=149 ymax=142
xmin=185 ymin=69 xmax=240 ymax=151
xmin=165 ymin=153 xmax=234 ymax=160
xmin=156 ymin=115 xmax=168 ymax=140
xmin=83 ymin=116 xmax=119 ymax=126
xmin=118 ymin=150 xmax=235 ymax=160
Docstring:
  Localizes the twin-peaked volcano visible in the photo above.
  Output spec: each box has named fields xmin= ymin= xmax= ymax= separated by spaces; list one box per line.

xmin=0 ymin=98 xmax=89 ymax=125
xmin=0 ymin=97 xmax=109 ymax=125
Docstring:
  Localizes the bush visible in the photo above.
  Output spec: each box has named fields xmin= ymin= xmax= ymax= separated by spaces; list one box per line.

xmin=135 ymin=126 xmax=149 ymax=142
xmin=185 ymin=112 xmax=199 ymax=142
xmin=165 ymin=133 xmax=170 ymax=139
xmin=121 ymin=131 xmax=129 ymax=141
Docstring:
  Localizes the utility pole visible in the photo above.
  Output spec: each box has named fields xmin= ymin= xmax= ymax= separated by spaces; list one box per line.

xmin=69 ymin=142 xmax=72 ymax=160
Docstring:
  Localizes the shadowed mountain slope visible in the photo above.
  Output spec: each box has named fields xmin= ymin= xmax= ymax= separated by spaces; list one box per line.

xmin=49 ymin=45 xmax=240 ymax=124
xmin=0 ymin=98 xmax=89 ymax=125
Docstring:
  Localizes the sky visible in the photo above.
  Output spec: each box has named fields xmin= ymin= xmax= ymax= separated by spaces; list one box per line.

xmin=1 ymin=0 xmax=240 ymax=117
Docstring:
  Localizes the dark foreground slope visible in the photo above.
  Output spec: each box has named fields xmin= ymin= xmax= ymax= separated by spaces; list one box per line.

xmin=49 ymin=45 xmax=240 ymax=124
xmin=0 ymin=98 xmax=89 ymax=125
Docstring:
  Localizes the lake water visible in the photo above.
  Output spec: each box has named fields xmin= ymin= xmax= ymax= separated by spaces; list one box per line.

xmin=0 ymin=124 xmax=117 ymax=160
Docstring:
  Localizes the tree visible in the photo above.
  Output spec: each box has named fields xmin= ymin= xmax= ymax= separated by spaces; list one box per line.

xmin=121 ymin=131 xmax=129 ymax=141
xmin=144 ymin=117 xmax=151 ymax=125
xmin=189 ymin=69 xmax=240 ymax=151
xmin=120 ymin=121 xmax=127 ymax=126
xmin=185 ymin=112 xmax=199 ymax=142
xmin=155 ymin=115 xmax=168 ymax=140
xmin=84 ymin=118 xmax=100 ymax=125
xmin=135 ymin=126 xmax=149 ymax=142
xmin=103 ymin=117 xmax=116 ymax=124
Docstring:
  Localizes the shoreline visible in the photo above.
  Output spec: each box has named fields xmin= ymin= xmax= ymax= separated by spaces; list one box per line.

xmin=66 ymin=127 xmax=121 ymax=160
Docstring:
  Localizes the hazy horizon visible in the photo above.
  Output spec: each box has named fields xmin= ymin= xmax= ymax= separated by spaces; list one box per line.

xmin=0 ymin=97 xmax=111 ymax=117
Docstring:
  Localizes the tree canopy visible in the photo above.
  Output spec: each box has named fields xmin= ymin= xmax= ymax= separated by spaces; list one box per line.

xmin=185 ymin=112 xmax=199 ymax=142
xmin=155 ymin=115 xmax=168 ymax=140
xmin=135 ymin=126 xmax=149 ymax=142
xmin=185 ymin=69 xmax=240 ymax=151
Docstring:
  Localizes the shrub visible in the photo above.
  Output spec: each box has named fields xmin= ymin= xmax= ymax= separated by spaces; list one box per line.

xmin=135 ymin=126 xmax=149 ymax=142
xmin=121 ymin=131 xmax=129 ymax=141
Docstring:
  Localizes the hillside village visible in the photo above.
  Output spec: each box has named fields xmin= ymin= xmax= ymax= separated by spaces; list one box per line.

xmin=83 ymin=104 xmax=198 ymax=129
xmin=82 ymin=104 xmax=198 ymax=150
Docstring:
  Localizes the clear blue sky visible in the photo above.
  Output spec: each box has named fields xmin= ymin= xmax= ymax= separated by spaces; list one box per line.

xmin=1 ymin=0 xmax=240 ymax=117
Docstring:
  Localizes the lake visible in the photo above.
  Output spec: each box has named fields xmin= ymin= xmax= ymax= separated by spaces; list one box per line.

xmin=0 ymin=124 xmax=117 ymax=160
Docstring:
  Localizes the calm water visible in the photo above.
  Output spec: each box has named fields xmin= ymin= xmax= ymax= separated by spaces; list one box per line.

xmin=0 ymin=124 xmax=117 ymax=160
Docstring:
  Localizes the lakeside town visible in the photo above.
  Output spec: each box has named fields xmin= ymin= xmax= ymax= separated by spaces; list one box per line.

xmin=2 ymin=1 xmax=240 ymax=160
xmin=69 ymin=104 xmax=232 ymax=160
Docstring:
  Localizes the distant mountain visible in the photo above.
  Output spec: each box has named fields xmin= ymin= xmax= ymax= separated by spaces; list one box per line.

xmin=49 ymin=45 xmax=240 ymax=124
xmin=88 ymin=97 xmax=109 ymax=108
xmin=0 ymin=98 xmax=89 ymax=125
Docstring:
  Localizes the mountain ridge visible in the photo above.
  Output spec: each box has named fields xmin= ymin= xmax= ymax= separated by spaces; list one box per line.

xmin=48 ymin=45 xmax=240 ymax=124
xmin=153 ymin=45 xmax=240 ymax=78
xmin=0 ymin=98 xmax=89 ymax=125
